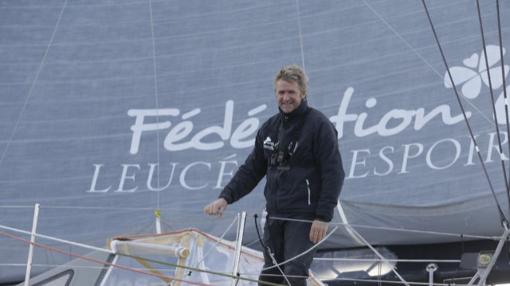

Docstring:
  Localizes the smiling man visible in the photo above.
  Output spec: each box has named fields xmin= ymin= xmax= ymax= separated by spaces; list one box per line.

xmin=204 ymin=65 xmax=345 ymax=286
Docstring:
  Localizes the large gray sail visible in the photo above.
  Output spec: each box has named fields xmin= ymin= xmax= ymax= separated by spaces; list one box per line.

xmin=1 ymin=0 xmax=509 ymax=283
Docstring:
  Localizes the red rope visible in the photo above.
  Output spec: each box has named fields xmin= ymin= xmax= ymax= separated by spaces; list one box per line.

xmin=0 ymin=230 xmax=212 ymax=286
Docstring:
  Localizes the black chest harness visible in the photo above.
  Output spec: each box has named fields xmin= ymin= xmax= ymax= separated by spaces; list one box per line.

xmin=264 ymin=108 xmax=309 ymax=171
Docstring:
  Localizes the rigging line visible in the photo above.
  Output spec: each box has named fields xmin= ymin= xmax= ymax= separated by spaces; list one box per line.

xmin=421 ymin=0 xmax=508 ymax=224
xmin=0 ymin=228 xmax=286 ymax=286
xmin=270 ymin=216 xmax=500 ymax=240
xmin=0 ymin=263 xmax=118 ymax=270
xmin=266 ymin=246 xmax=292 ymax=286
xmin=0 ymin=223 xmax=112 ymax=254
xmin=254 ymin=214 xmax=292 ymax=286
xmin=337 ymin=201 xmax=364 ymax=245
xmin=476 ymin=0 xmax=510 ymax=208
xmin=148 ymin=0 xmax=161 ymax=210
xmin=159 ymin=219 xmax=176 ymax=231
xmin=188 ymin=215 xmax=238 ymax=275
xmin=361 ymin=0 xmax=441 ymax=78
xmin=295 ymin=0 xmax=306 ymax=70
xmin=347 ymin=224 xmax=409 ymax=286
xmin=244 ymin=236 xmax=262 ymax=247
xmin=361 ymin=0 xmax=493 ymax=126
xmin=8 ymin=217 xmax=283 ymax=286
xmin=314 ymin=258 xmax=461 ymax=263
xmin=472 ymin=224 xmax=510 ymax=286
xmin=261 ymin=226 xmax=339 ymax=271
xmin=240 ymin=273 xmax=461 ymax=286
xmin=0 ymin=205 xmax=156 ymax=211
xmin=0 ymin=205 xmax=37 ymax=209
xmin=0 ymin=263 xmax=190 ymax=273
xmin=115 ymin=253 xmax=285 ymax=286
xmin=238 ymin=273 xmax=455 ymax=286
xmin=238 ymin=273 xmax=309 ymax=279
xmin=0 ymin=0 xmax=68 ymax=170
xmin=496 ymin=0 xmax=510 ymax=214
xmin=327 ymin=277 xmax=456 ymax=286
xmin=133 ymin=216 xmax=157 ymax=234
xmin=236 ymin=272 xmax=325 ymax=286
xmin=0 ymin=231 xmax=213 ymax=286
xmin=0 ymin=204 xmax=254 ymax=212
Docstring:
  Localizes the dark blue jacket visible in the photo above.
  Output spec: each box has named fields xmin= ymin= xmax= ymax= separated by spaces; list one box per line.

xmin=219 ymin=100 xmax=344 ymax=222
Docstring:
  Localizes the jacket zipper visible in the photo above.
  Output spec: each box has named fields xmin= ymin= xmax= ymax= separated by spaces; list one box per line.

xmin=305 ymin=179 xmax=311 ymax=205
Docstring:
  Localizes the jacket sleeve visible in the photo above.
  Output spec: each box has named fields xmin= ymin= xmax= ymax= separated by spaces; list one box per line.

xmin=313 ymin=119 xmax=345 ymax=222
xmin=219 ymin=129 xmax=267 ymax=204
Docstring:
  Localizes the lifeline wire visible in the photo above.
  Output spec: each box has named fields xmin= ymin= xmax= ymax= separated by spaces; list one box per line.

xmin=261 ymin=225 xmax=339 ymax=271
xmin=269 ymin=216 xmax=501 ymax=241
xmin=346 ymin=223 xmax=409 ymax=286
xmin=0 ymin=229 xmax=286 ymax=286
xmin=496 ymin=0 xmax=510 ymax=214
xmin=1 ymin=215 xmax=286 ymax=286
xmin=2 ymin=214 xmax=485 ymax=267
xmin=314 ymin=257 xmax=461 ymax=263
xmin=421 ymin=0 xmax=508 ymax=224
xmin=254 ymin=214 xmax=292 ymax=286
xmin=266 ymin=246 xmax=292 ymax=286
xmin=237 ymin=273 xmax=460 ymax=286
xmin=0 ymin=230 xmax=212 ymax=286
xmin=0 ymin=219 xmax=480 ymax=285
xmin=187 ymin=215 xmax=238 ymax=276
xmin=475 ymin=0 xmax=510 ymax=214
xmin=327 ymin=276 xmax=456 ymax=286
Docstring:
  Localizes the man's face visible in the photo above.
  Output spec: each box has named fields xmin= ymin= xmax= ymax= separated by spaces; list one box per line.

xmin=275 ymin=79 xmax=304 ymax=114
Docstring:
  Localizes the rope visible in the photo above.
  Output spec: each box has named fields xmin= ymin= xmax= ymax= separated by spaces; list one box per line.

xmin=314 ymin=258 xmax=461 ymax=263
xmin=0 ymin=263 xmax=111 ymax=270
xmin=496 ymin=0 xmax=510 ymax=215
xmin=0 ymin=230 xmax=464 ymax=282
xmin=421 ymin=0 xmax=509 ymax=225
xmin=237 ymin=273 xmax=463 ymax=286
xmin=0 ymin=227 xmax=285 ymax=286
xmin=0 ymin=230 xmax=212 ymax=286
xmin=0 ymin=205 xmax=156 ymax=211
xmin=0 ymin=263 xmax=201 ymax=272
xmin=269 ymin=216 xmax=501 ymax=241
xmin=187 ymin=215 xmax=238 ymax=275
xmin=0 ymin=216 xmax=485 ymax=285
xmin=261 ymin=226 xmax=339 ymax=271
xmin=105 ymin=253 xmax=287 ymax=286
xmin=475 ymin=0 xmax=510 ymax=215
xmin=0 ymin=212 xmax=497 ymax=284
xmin=266 ymin=246 xmax=292 ymax=286
xmin=0 ymin=224 xmax=112 ymax=254
xmin=345 ymin=224 xmax=409 ymax=286
xmin=327 ymin=276 xmax=458 ymax=286
xmin=240 ymin=273 xmax=309 ymax=279
xmin=253 ymin=214 xmax=292 ymax=285
xmin=2 ymin=204 xmax=502 ymax=240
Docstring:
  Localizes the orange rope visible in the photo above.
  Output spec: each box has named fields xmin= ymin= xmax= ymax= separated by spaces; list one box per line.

xmin=0 ymin=230 xmax=212 ymax=286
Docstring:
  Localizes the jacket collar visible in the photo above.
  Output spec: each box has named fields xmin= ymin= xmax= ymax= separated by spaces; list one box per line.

xmin=279 ymin=98 xmax=309 ymax=119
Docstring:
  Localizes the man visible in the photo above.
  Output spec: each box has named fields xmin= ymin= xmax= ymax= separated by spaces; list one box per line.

xmin=204 ymin=65 xmax=344 ymax=286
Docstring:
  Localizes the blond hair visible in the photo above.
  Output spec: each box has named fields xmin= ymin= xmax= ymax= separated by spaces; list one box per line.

xmin=274 ymin=64 xmax=308 ymax=97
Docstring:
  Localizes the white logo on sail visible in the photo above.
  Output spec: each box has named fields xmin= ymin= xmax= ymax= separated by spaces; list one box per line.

xmin=445 ymin=45 xmax=509 ymax=99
